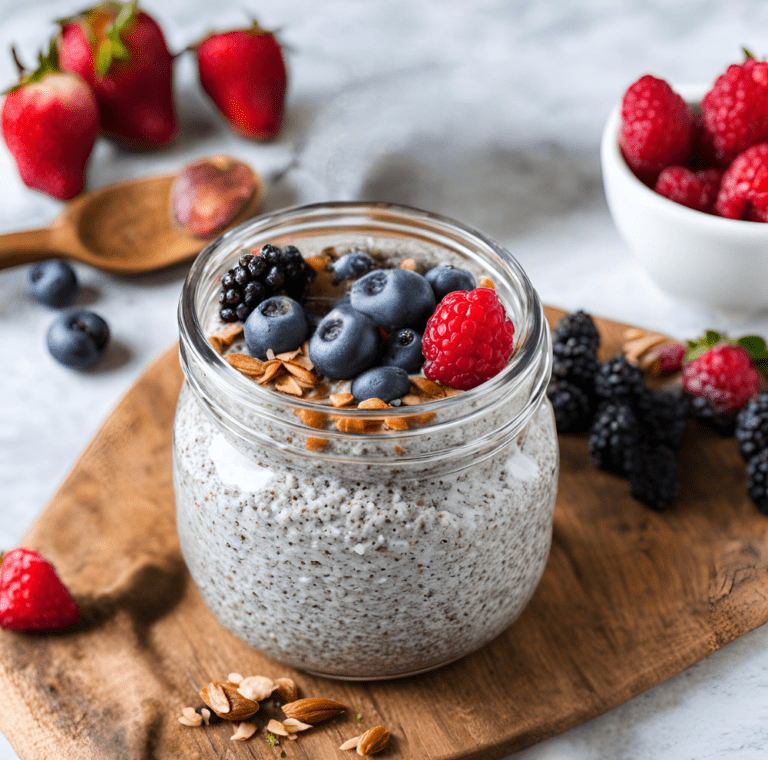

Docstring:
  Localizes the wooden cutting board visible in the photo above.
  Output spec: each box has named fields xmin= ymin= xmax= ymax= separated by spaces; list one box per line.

xmin=2 ymin=307 xmax=767 ymax=760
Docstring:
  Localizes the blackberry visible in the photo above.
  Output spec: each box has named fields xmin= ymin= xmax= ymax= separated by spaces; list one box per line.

xmin=635 ymin=387 xmax=689 ymax=450
xmin=551 ymin=336 xmax=599 ymax=391
xmin=588 ymin=400 xmax=641 ymax=476
xmin=687 ymin=394 xmax=736 ymax=437
xmin=217 ymin=245 xmax=315 ymax=323
xmin=552 ymin=310 xmax=600 ymax=353
xmin=595 ymin=354 xmax=645 ymax=403
xmin=547 ymin=379 xmax=592 ymax=434
xmin=746 ymin=449 xmax=768 ymax=514
xmin=628 ymin=441 xmax=677 ymax=511
xmin=735 ymin=393 xmax=768 ymax=462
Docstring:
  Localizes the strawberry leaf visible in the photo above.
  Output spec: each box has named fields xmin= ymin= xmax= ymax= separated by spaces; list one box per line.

xmin=685 ymin=330 xmax=722 ymax=363
xmin=5 ymin=39 xmax=60 ymax=94
xmin=94 ymin=0 xmax=136 ymax=77
xmin=738 ymin=335 xmax=768 ymax=373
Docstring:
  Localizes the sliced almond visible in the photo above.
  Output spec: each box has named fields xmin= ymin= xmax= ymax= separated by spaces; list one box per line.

xmin=292 ymin=352 xmax=315 ymax=371
xmin=331 ymin=392 xmax=355 ymax=407
xmin=237 ymin=675 xmax=276 ymax=702
xmin=178 ymin=707 xmax=203 ymax=727
xmin=410 ymin=377 xmax=445 ymax=398
xmin=394 ymin=445 xmax=405 ymax=455
xmin=333 ymin=416 xmax=367 ymax=434
xmin=306 ymin=437 xmax=329 ymax=451
xmin=225 ymin=353 xmax=266 ymax=377
xmin=258 ymin=360 xmax=284 ymax=384
xmin=276 ymin=349 xmax=302 ymax=361
xmin=306 ymin=254 xmax=331 ymax=272
xmin=357 ymin=725 xmax=390 ymax=755
xmin=411 ymin=411 xmax=437 ymax=425
xmin=267 ymin=719 xmax=290 ymax=737
xmin=209 ymin=323 xmax=244 ymax=354
xmin=399 ymin=257 xmax=417 ymax=271
xmin=200 ymin=681 xmax=259 ymax=721
xmin=340 ymin=735 xmax=362 ymax=751
xmin=400 ymin=394 xmax=423 ymax=406
xmin=275 ymin=374 xmax=304 ymax=396
xmin=266 ymin=348 xmax=277 ymax=361
xmin=384 ymin=416 xmax=409 ymax=431
xmin=282 ymin=697 xmax=346 ymax=724
xmin=273 ymin=677 xmax=298 ymax=703
xmin=283 ymin=361 xmax=318 ymax=385
xmin=358 ymin=397 xmax=390 ymax=409
xmin=623 ymin=327 xmax=645 ymax=341
xmin=298 ymin=409 xmax=327 ymax=429
xmin=230 ymin=722 xmax=257 ymax=741
xmin=478 ymin=275 xmax=496 ymax=290
xmin=283 ymin=718 xmax=312 ymax=734
xmin=228 ymin=672 xmax=244 ymax=685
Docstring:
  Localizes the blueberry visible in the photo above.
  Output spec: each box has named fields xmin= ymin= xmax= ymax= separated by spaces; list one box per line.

xmin=309 ymin=307 xmax=380 ymax=380
xmin=46 ymin=310 xmax=109 ymax=368
xmin=380 ymin=328 xmax=424 ymax=374
xmin=330 ymin=251 xmax=374 ymax=283
xmin=350 ymin=268 xmax=436 ymax=332
xmin=28 ymin=260 xmax=78 ymax=308
xmin=424 ymin=265 xmax=475 ymax=303
xmin=352 ymin=366 xmax=411 ymax=403
xmin=244 ymin=296 xmax=309 ymax=359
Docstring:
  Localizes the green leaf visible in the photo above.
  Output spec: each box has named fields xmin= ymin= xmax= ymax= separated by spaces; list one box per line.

xmin=94 ymin=0 xmax=136 ymax=77
xmin=738 ymin=335 xmax=768 ymax=359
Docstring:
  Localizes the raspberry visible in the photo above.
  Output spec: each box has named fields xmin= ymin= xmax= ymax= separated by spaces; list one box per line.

xmin=653 ymin=167 xmax=722 ymax=213
xmin=619 ymin=75 xmax=695 ymax=183
xmin=422 ymin=287 xmax=514 ymax=390
xmin=0 ymin=548 xmax=79 ymax=631
xmin=682 ymin=344 xmax=759 ymax=414
xmin=715 ymin=143 xmax=768 ymax=221
xmin=701 ymin=58 xmax=768 ymax=165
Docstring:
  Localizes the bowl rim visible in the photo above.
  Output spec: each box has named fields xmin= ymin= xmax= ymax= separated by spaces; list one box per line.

xmin=601 ymin=81 xmax=768 ymax=237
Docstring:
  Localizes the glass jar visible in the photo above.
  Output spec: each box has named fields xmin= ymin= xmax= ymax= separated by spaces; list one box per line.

xmin=174 ymin=202 xmax=558 ymax=680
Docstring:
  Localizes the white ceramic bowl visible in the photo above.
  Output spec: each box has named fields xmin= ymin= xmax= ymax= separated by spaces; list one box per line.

xmin=601 ymin=83 xmax=768 ymax=314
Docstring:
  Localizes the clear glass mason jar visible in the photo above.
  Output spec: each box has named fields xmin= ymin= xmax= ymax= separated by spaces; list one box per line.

xmin=174 ymin=202 xmax=558 ymax=680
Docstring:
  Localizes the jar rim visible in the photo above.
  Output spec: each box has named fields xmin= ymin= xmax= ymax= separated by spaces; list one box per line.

xmin=180 ymin=201 xmax=548 ymax=423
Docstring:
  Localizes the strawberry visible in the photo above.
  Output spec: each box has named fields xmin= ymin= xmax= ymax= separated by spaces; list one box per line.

xmin=58 ymin=0 xmax=176 ymax=147
xmin=196 ymin=21 xmax=287 ymax=140
xmin=1 ymin=42 xmax=99 ymax=201
xmin=0 ymin=548 xmax=79 ymax=632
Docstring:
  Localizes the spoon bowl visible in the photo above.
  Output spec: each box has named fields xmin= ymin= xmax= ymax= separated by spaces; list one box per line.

xmin=0 ymin=171 xmax=263 ymax=275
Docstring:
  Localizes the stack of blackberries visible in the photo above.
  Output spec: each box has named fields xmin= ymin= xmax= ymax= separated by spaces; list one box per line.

xmin=218 ymin=244 xmax=316 ymax=323
xmin=547 ymin=310 xmax=687 ymax=511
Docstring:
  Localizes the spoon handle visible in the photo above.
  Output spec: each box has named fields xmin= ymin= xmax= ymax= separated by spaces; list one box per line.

xmin=0 ymin=227 xmax=70 ymax=270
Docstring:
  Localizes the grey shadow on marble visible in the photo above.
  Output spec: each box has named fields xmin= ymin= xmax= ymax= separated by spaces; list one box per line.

xmin=72 ymin=284 xmax=101 ymax=309
xmin=85 ymin=339 xmax=132 ymax=373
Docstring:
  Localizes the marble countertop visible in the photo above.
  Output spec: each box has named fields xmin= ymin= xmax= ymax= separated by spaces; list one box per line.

xmin=3 ymin=0 xmax=768 ymax=757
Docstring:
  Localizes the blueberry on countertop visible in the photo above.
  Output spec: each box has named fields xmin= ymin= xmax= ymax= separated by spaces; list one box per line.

xmin=330 ymin=251 xmax=374 ymax=283
xmin=352 ymin=366 xmax=411 ymax=403
xmin=309 ymin=307 xmax=380 ymax=380
xmin=46 ymin=309 xmax=109 ymax=369
xmin=424 ymin=265 xmax=475 ymax=303
xmin=380 ymin=328 xmax=424 ymax=374
xmin=244 ymin=296 xmax=309 ymax=359
xmin=28 ymin=260 xmax=78 ymax=308
xmin=350 ymin=268 xmax=436 ymax=332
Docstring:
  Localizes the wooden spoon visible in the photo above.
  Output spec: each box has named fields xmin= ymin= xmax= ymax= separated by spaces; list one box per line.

xmin=0 ymin=172 xmax=263 ymax=275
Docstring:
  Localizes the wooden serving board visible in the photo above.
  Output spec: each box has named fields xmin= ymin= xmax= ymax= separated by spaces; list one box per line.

xmin=2 ymin=307 xmax=768 ymax=760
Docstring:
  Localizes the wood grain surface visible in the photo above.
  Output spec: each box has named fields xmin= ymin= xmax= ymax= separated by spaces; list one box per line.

xmin=2 ymin=307 xmax=767 ymax=760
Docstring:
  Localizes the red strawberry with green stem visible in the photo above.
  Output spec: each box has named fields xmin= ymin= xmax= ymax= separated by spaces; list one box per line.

xmin=1 ymin=41 xmax=99 ymax=201
xmin=58 ymin=0 xmax=176 ymax=147
xmin=196 ymin=20 xmax=287 ymax=140
xmin=0 ymin=548 xmax=79 ymax=632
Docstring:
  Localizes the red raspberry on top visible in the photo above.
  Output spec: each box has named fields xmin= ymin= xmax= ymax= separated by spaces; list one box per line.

xmin=682 ymin=344 xmax=759 ymax=414
xmin=654 ymin=166 xmax=723 ymax=213
xmin=620 ymin=75 xmax=695 ymax=184
xmin=0 ymin=548 xmax=79 ymax=632
xmin=422 ymin=287 xmax=514 ymax=391
xmin=701 ymin=57 xmax=768 ymax=165
xmin=715 ymin=142 xmax=768 ymax=221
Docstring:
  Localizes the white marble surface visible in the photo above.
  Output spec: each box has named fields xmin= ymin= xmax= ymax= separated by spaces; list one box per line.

xmin=2 ymin=0 xmax=768 ymax=758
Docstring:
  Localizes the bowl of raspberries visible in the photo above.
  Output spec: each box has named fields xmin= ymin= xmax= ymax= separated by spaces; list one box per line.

xmin=601 ymin=54 xmax=768 ymax=313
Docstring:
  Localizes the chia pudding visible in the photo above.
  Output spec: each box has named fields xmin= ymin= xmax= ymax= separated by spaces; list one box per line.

xmin=173 ymin=203 xmax=559 ymax=679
